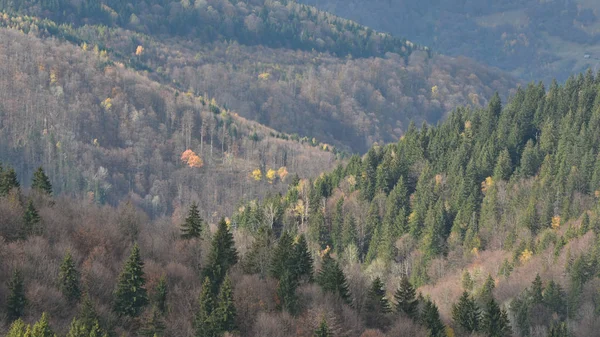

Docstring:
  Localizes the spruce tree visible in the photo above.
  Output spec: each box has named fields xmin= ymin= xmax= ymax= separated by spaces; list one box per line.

xmin=543 ymin=280 xmax=566 ymax=318
xmin=292 ymin=234 xmax=313 ymax=282
xmin=452 ymin=291 xmax=480 ymax=333
xmin=420 ymin=298 xmax=446 ymax=337
xmin=202 ymin=218 xmax=238 ymax=294
xmin=195 ymin=277 xmax=217 ymax=337
xmin=7 ymin=269 xmax=26 ymax=321
xmin=22 ymin=199 xmax=41 ymax=238
xmin=316 ymin=253 xmax=351 ymax=304
xmin=153 ymin=275 xmax=168 ymax=314
xmin=181 ymin=203 xmax=204 ymax=239
xmin=493 ymin=149 xmax=512 ymax=181
xmin=394 ymin=276 xmax=418 ymax=319
xmin=0 ymin=167 xmax=20 ymax=196
xmin=270 ymin=231 xmax=294 ymax=280
xmin=365 ymin=277 xmax=391 ymax=327
xmin=32 ymin=167 xmax=52 ymax=195
xmin=481 ymin=298 xmax=511 ymax=337
xmin=277 ymin=269 xmax=299 ymax=314
xmin=478 ymin=274 xmax=496 ymax=304
xmin=547 ymin=321 xmax=570 ymax=337
xmin=140 ymin=306 xmax=166 ymax=337
xmin=461 ymin=270 xmax=474 ymax=291
xmin=78 ymin=294 xmax=100 ymax=330
xmin=216 ymin=275 xmax=237 ymax=332
xmin=31 ymin=312 xmax=54 ymax=337
xmin=59 ymin=250 xmax=81 ymax=303
xmin=6 ymin=319 xmax=27 ymax=337
xmin=314 ymin=317 xmax=332 ymax=337
xmin=113 ymin=243 xmax=148 ymax=317
xmin=531 ymin=273 xmax=544 ymax=305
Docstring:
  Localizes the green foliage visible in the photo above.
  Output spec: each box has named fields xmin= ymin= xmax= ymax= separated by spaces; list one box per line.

xmin=292 ymin=234 xmax=313 ymax=282
xmin=32 ymin=166 xmax=52 ymax=195
xmin=531 ymin=274 xmax=544 ymax=305
xmin=547 ymin=321 xmax=570 ymax=337
xmin=153 ymin=275 xmax=168 ymax=314
xmin=452 ymin=291 xmax=480 ymax=333
xmin=313 ymin=317 xmax=332 ymax=337
xmin=365 ymin=277 xmax=391 ymax=327
xmin=7 ymin=319 xmax=27 ymax=337
xmin=316 ymin=253 xmax=351 ymax=304
xmin=195 ymin=277 xmax=218 ymax=337
xmin=543 ymin=280 xmax=566 ymax=319
xmin=31 ymin=313 xmax=54 ymax=337
xmin=481 ymin=298 xmax=511 ymax=337
xmin=140 ymin=306 xmax=166 ymax=337
xmin=66 ymin=317 xmax=103 ymax=337
xmin=22 ymin=199 xmax=41 ymax=238
xmin=181 ymin=203 xmax=204 ymax=239
xmin=215 ymin=275 xmax=237 ymax=333
xmin=394 ymin=276 xmax=418 ymax=319
xmin=420 ymin=297 xmax=446 ymax=337
xmin=202 ymin=218 xmax=238 ymax=294
xmin=113 ymin=243 xmax=148 ymax=317
xmin=478 ymin=274 xmax=495 ymax=304
xmin=0 ymin=166 xmax=20 ymax=196
xmin=461 ymin=270 xmax=474 ymax=291
xmin=7 ymin=269 xmax=26 ymax=321
xmin=59 ymin=250 xmax=81 ymax=303
xmin=277 ymin=269 xmax=299 ymax=314
xmin=270 ymin=231 xmax=294 ymax=280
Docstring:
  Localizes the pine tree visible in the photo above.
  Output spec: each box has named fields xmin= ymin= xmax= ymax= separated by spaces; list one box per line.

xmin=493 ymin=149 xmax=512 ymax=181
xmin=543 ymin=280 xmax=566 ymax=318
xmin=195 ymin=277 xmax=217 ymax=337
xmin=0 ymin=166 xmax=20 ymax=196
xmin=6 ymin=319 xmax=27 ymax=337
xmin=277 ymin=269 xmax=299 ymax=314
xmin=31 ymin=313 xmax=54 ymax=337
xmin=270 ymin=231 xmax=294 ymax=280
xmin=531 ymin=273 xmax=544 ymax=305
xmin=461 ymin=270 xmax=474 ymax=291
xmin=181 ymin=203 xmax=204 ymax=239
xmin=478 ymin=274 xmax=495 ymax=304
xmin=313 ymin=317 xmax=332 ymax=337
xmin=316 ymin=253 xmax=351 ymax=304
xmin=452 ymin=291 xmax=480 ymax=333
xmin=32 ymin=167 xmax=52 ymax=195
xmin=202 ymin=218 xmax=238 ymax=294
xmin=365 ymin=277 xmax=391 ymax=327
xmin=140 ymin=306 xmax=166 ymax=337
xmin=153 ymin=275 xmax=168 ymax=314
xmin=113 ymin=243 xmax=148 ymax=317
xmin=292 ymin=234 xmax=313 ymax=282
xmin=7 ymin=269 xmax=26 ymax=321
xmin=215 ymin=275 xmax=237 ymax=332
xmin=420 ymin=298 xmax=446 ymax=337
xmin=22 ymin=199 xmax=41 ymax=238
xmin=59 ymin=250 xmax=81 ymax=303
xmin=77 ymin=294 xmax=100 ymax=330
xmin=394 ymin=276 xmax=418 ymax=319
xmin=481 ymin=298 xmax=511 ymax=337
xmin=547 ymin=321 xmax=570 ymax=337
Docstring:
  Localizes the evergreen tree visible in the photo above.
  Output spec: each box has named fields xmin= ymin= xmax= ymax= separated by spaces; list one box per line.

xmin=7 ymin=269 xmax=26 ymax=321
xmin=140 ymin=306 xmax=166 ymax=337
xmin=316 ymin=253 xmax=351 ymax=304
xmin=181 ymin=203 xmax=204 ymax=239
xmin=0 ymin=166 xmax=20 ymax=196
xmin=331 ymin=197 xmax=344 ymax=253
xmin=420 ymin=298 xmax=446 ymax=337
xmin=153 ymin=275 xmax=168 ymax=314
xmin=313 ymin=317 xmax=332 ymax=337
xmin=6 ymin=319 xmax=27 ymax=337
xmin=32 ymin=167 xmax=52 ymax=195
xmin=394 ymin=276 xmax=418 ymax=319
xmin=66 ymin=317 xmax=103 ymax=337
xmin=365 ymin=277 xmax=391 ymax=327
xmin=22 ymin=199 xmax=41 ymax=238
xmin=531 ymin=273 xmax=544 ymax=305
xmin=461 ymin=270 xmax=474 ymax=291
xmin=270 ymin=231 xmax=294 ymax=280
xmin=195 ymin=277 xmax=217 ymax=337
xmin=31 ymin=312 xmax=54 ymax=337
xmin=478 ymin=274 xmax=496 ymax=304
xmin=215 ymin=275 xmax=237 ymax=333
xmin=203 ymin=218 xmax=239 ymax=294
xmin=77 ymin=294 xmax=100 ymax=330
xmin=547 ymin=321 xmax=570 ymax=337
xmin=113 ymin=243 xmax=148 ymax=317
xmin=481 ymin=298 xmax=511 ymax=337
xmin=452 ymin=291 xmax=480 ymax=333
xmin=277 ymin=269 xmax=299 ymax=314
xmin=493 ymin=149 xmax=512 ymax=181
xmin=292 ymin=234 xmax=313 ymax=282
xmin=59 ymin=250 xmax=81 ymax=303
xmin=543 ymin=280 xmax=567 ymax=319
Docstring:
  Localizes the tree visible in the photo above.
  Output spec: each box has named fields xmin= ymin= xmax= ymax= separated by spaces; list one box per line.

xmin=461 ymin=270 xmax=474 ymax=291
xmin=543 ymin=280 xmax=566 ymax=318
xmin=153 ymin=275 xmax=168 ymax=314
xmin=22 ymin=199 xmax=41 ymax=238
xmin=140 ymin=306 xmax=166 ymax=337
xmin=531 ymin=274 xmax=544 ymax=305
xmin=292 ymin=234 xmax=313 ymax=282
xmin=32 ymin=167 xmax=52 ymax=195
xmin=421 ymin=298 xmax=446 ymax=337
xmin=6 ymin=319 xmax=27 ymax=337
xmin=547 ymin=321 xmax=570 ymax=337
xmin=181 ymin=203 xmax=204 ymax=239
xmin=31 ymin=313 xmax=54 ymax=337
xmin=365 ymin=277 xmax=392 ymax=327
xmin=202 ymin=218 xmax=238 ymax=294
xmin=277 ymin=269 xmax=299 ymax=314
xmin=270 ymin=231 xmax=294 ymax=280
xmin=59 ymin=250 xmax=81 ymax=303
xmin=66 ymin=317 xmax=103 ymax=337
xmin=493 ymin=149 xmax=512 ymax=181
xmin=314 ymin=317 xmax=332 ymax=337
xmin=77 ymin=294 xmax=100 ymax=330
xmin=215 ymin=275 xmax=237 ymax=333
xmin=195 ymin=277 xmax=217 ymax=337
xmin=481 ymin=298 xmax=511 ymax=337
xmin=478 ymin=274 xmax=495 ymax=304
xmin=7 ymin=269 xmax=26 ymax=321
xmin=0 ymin=166 xmax=20 ymax=196
xmin=113 ymin=243 xmax=148 ymax=317
xmin=452 ymin=291 xmax=480 ymax=333
xmin=316 ymin=253 xmax=351 ymax=304
xmin=394 ymin=276 xmax=418 ymax=319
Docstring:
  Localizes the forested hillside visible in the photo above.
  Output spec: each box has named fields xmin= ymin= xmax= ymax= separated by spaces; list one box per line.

xmin=4 ymin=71 xmax=600 ymax=336
xmin=301 ymin=0 xmax=600 ymax=83
xmin=0 ymin=0 xmax=518 ymax=152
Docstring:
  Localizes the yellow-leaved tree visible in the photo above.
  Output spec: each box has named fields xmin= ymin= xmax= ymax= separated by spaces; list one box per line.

xmin=266 ymin=169 xmax=277 ymax=183
xmin=251 ymin=169 xmax=262 ymax=181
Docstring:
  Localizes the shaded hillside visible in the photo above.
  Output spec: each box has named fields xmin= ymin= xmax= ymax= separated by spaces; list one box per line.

xmin=0 ymin=27 xmax=337 ymax=218
xmin=301 ymin=0 xmax=600 ymax=83
xmin=0 ymin=0 xmax=518 ymax=152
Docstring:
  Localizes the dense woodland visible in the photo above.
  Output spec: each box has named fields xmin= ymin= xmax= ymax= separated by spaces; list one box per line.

xmin=5 ymin=72 xmax=600 ymax=336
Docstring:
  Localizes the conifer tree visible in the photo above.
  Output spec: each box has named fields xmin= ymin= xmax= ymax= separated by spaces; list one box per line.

xmin=452 ymin=291 xmax=480 ymax=333
xmin=394 ymin=276 xmax=418 ymax=319
xmin=32 ymin=167 xmax=52 ymax=195
xmin=461 ymin=270 xmax=474 ymax=291
xmin=113 ymin=243 xmax=148 ymax=317
xmin=181 ymin=203 xmax=204 ymax=239
xmin=481 ymin=298 xmax=511 ymax=337
xmin=314 ymin=317 xmax=332 ymax=337
xmin=270 ymin=231 xmax=294 ymax=280
xmin=22 ymin=199 xmax=41 ymax=238
xmin=59 ymin=250 xmax=81 ymax=303
xmin=31 ymin=312 xmax=54 ymax=337
xmin=331 ymin=197 xmax=344 ymax=253
xmin=478 ymin=274 xmax=496 ymax=304
xmin=420 ymin=298 xmax=446 ymax=337
xmin=195 ymin=277 xmax=217 ymax=337
xmin=66 ymin=318 xmax=91 ymax=337
xmin=216 ymin=275 xmax=237 ymax=333
xmin=140 ymin=306 xmax=166 ymax=337
xmin=0 ymin=167 xmax=20 ymax=196
xmin=292 ymin=234 xmax=313 ymax=282
xmin=77 ymin=294 xmax=100 ymax=330
xmin=365 ymin=277 xmax=391 ymax=327
xmin=6 ymin=319 xmax=27 ymax=337
xmin=547 ymin=321 xmax=570 ymax=337
xmin=316 ymin=253 xmax=351 ymax=304
xmin=493 ymin=149 xmax=512 ymax=181
xmin=341 ymin=213 xmax=358 ymax=250
xmin=153 ymin=275 xmax=168 ymax=314
xmin=7 ymin=269 xmax=26 ymax=321
xmin=531 ymin=273 xmax=544 ymax=305
xmin=543 ymin=280 xmax=566 ymax=318
xmin=203 ymin=218 xmax=238 ymax=294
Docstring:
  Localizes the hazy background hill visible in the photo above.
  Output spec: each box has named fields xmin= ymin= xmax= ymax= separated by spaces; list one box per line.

xmin=301 ymin=0 xmax=600 ymax=83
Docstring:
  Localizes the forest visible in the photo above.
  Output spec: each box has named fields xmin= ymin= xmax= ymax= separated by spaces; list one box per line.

xmin=4 ymin=71 xmax=600 ymax=336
